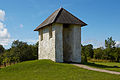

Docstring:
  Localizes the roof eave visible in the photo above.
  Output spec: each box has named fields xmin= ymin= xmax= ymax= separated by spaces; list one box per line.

xmin=34 ymin=23 xmax=53 ymax=31
xmin=34 ymin=22 xmax=87 ymax=31
xmin=82 ymin=23 xmax=87 ymax=27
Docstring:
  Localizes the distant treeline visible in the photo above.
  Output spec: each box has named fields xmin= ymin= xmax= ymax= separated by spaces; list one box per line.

xmin=0 ymin=37 xmax=120 ymax=67
xmin=81 ymin=37 xmax=120 ymax=63
xmin=0 ymin=40 xmax=38 ymax=67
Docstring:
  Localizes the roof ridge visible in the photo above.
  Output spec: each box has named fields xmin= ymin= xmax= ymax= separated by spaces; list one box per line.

xmin=34 ymin=8 xmax=62 ymax=31
xmin=63 ymin=8 xmax=87 ymax=25
xmin=50 ymin=8 xmax=62 ymax=24
xmin=34 ymin=8 xmax=87 ymax=31
xmin=53 ymin=8 xmax=63 ymax=23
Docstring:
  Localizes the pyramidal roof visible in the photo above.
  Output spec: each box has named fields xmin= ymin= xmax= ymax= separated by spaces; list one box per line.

xmin=34 ymin=8 xmax=87 ymax=31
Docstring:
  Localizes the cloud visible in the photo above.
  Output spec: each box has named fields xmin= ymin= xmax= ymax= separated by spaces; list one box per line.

xmin=19 ymin=39 xmax=38 ymax=44
xmin=82 ymin=40 xmax=120 ymax=48
xmin=20 ymin=24 xmax=23 ymax=28
xmin=0 ymin=22 xmax=10 ymax=38
xmin=115 ymin=41 xmax=120 ymax=47
xmin=0 ymin=9 xmax=10 ymax=46
xmin=0 ymin=9 xmax=5 ymax=21
xmin=83 ymin=40 xmax=120 ymax=48
xmin=82 ymin=39 xmax=105 ymax=48
xmin=26 ymin=39 xmax=38 ymax=44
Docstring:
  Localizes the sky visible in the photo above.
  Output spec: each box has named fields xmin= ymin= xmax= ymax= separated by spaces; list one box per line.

xmin=0 ymin=0 xmax=120 ymax=49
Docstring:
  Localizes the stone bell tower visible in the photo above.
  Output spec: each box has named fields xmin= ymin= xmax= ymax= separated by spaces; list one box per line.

xmin=34 ymin=8 xmax=87 ymax=63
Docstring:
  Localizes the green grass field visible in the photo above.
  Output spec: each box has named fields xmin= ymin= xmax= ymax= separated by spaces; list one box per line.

xmin=0 ymin=60 xmax=120 ymax=80
xmin=84 ymin=61 xmax=120 ymax=72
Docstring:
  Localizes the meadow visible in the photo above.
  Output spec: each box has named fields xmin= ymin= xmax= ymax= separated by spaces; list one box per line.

xmin=0 ymin=60 xmax=120 ymax=80
xmin=84 ymin=61 xmax=120 ymax=72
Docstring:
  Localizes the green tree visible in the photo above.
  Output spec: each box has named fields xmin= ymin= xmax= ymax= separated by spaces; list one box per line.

xmin=112 ymin=48 xmax=120 ymax=62
xmin=32 ymin=42 xmax=38 ymax=60
xmin=94 ymin=47 xmax=104 ymax=59
xmin=0 ymin=44 xmax=4 ymax=55
xmin=104 ymin=37 xmax=116 ymax=61
xmin=105 ymin=37 xmax=116 ymax=48
xmin=81 ymin=45 xmax=87 ymax=63
xmin=85 ymin=44 xmax=94 ymax=58
xmin=10 ymin=40 xmax=38 ymax=62
xmin=81 ymin=44 xmax=94 ymax=62
xmin=0 ymin=55 xmax=4 ymax=67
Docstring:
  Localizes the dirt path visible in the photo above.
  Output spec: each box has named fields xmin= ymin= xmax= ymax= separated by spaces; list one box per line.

xmin=73 ymin=64 xmax=120 ymax=75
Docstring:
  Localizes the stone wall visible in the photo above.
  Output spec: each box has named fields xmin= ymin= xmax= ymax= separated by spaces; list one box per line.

xmin=63 ymin=24 xmax=81 ymax=63
xmin=72 ymin=25 xmax=81 ymax=63
xmin=38 ymin=25 xmax=56 ymax=61
xmin=38 ymin=23 xmax=81 ymax=63
xmin=38 ymin=23 xmax=64 ymax=62
xmin=55 ymin=24 xmax=63 ymax=62
xmin=63 ymin=25 xmax=73 ymax=62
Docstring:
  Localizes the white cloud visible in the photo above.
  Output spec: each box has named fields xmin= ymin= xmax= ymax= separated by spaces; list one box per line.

xmin=115 ymin=41 xmax=120 ymax=47
xmin=26 ymin=39 xmax=38 ymax=44
xmin=0 ymin=9 xmax=10 ymax=46
xmin=19 ymin=39 xmax=38 ymax=44
xmin=0 ymin=9 xmax=5 ymax=21
xmin=83 ymin=40 xmax=120 ymax=48
xmin=0 ymin=22 xmax=10 ymax=38
xmin=20 ymin=24 xmax=23 ymax=28
xmin=0 ymin=38 xmax=10 ymax=46
xmin=82 ymin=39 xmax=105 ymax=48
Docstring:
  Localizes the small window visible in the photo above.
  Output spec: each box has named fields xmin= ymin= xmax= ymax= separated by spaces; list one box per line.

xmin=40 ymin=29 xmax=43 ymax=41
xmin=49 ymin=25 xmax=52 ymax=38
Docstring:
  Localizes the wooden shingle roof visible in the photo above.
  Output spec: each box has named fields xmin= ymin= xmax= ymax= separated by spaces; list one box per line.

xmin=34 ymin=8 xmax=87 ymax=31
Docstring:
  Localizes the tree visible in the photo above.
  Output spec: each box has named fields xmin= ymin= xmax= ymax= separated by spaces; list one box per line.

xmin=32 ymin=41 xmax=38 ymax=60
xmin=12 ymin=40 xmax=27 ymax=48
xmin=94 ymin=47 xmax=104 ymax=59
xmin=112 ymin=47 xmax=120 ymax=62
xmin=10 ymin=40 xmax=38 ymax=62
xmin=81 ymin=45 xmax=87 ymax=63
xmin=105 ymin=37 xmax=116 ymax=48
xmin=81 ymin=44 xmax=94 ymax=62
xmin=11 ymin=40 xmax=27 ymax=61
xmin=104 ymin=37 xmax=116 ymax=61
xmin=0 ymin=44 xmax=4 ymax=54
xmin=0 ymin=40 xmax=38 ymax=67
xmin=0 ymin=55 xmax=4 ymax=67
xmin=85 ymin=44 xmax=94 ymax=58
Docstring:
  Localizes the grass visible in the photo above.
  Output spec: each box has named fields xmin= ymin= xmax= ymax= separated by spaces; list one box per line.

xmin=0 ymin=60 xmax=120 ymax=80
xmin=84 ymin=61 xmax=120 ymax=72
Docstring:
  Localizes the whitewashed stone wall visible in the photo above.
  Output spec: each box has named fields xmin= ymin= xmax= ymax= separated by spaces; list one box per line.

xmin=72 ymin=25 xmax=81 ymax=62
xmin=38 ymin=23 xmax=64 ymax=62
xmin=63 ymin=24 xmax=81 ymax=63
xmin=38 ymin=25 xmax=56 ymax=61
xmin=38 ymin=23 xmax=81 ymax=63
xmin=55 ymin=24 xmax=63 ymax=62
xmin=63 ymin=25 xmax=73 ymax=62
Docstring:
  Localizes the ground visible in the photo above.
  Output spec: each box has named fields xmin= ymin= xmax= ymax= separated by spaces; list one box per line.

xmin=0 ymin=60 xmax=120 ymax=80
xmin=73 ymin=64 xmax=120 ymax=74
xmin=84 ymin=61 xmax=120 ymax=72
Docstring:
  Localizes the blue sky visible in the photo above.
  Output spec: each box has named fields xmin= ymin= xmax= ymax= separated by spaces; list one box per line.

xmin=0 ymin=0 xmax=120 ymax=49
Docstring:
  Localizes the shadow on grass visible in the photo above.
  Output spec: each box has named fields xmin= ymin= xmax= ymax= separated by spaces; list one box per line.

xmin=83 ymin=62 xmax=120 ymax=68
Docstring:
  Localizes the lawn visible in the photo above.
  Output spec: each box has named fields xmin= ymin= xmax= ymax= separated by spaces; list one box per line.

xmin=84 ymin=61 xmax=120 ymax=72
xmin=0 ymin=60 xmax=120 ymax=80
